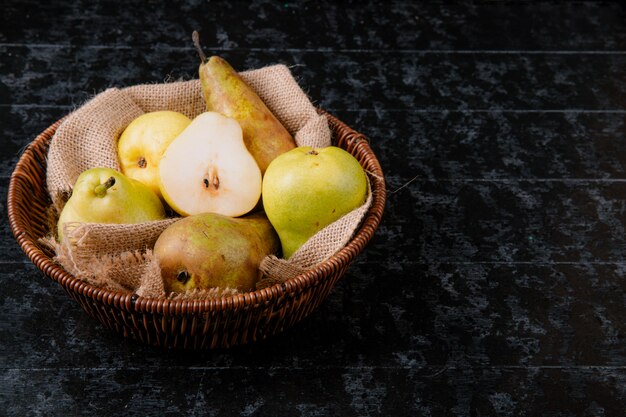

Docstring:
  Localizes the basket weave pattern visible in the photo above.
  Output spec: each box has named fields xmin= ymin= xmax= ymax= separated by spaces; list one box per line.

xmin=8 ymin=111 xmax=386 ymax=349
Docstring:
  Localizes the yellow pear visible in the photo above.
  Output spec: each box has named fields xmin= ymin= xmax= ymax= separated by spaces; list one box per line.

xmin=117 ymin=111 xmax=191 ymax=199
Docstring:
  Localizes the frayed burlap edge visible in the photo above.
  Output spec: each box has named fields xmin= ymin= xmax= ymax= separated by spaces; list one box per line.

xmin=40 ymin=235 xmax=152 ymax=293
xmin=40 ymin=235 xmax=239 ymax=300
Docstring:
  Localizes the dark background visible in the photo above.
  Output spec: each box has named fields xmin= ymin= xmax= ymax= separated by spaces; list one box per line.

xmin=2 ymin=1 xmax=626 ymax=416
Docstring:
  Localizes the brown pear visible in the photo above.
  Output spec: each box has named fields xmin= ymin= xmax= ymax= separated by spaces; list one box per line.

xmin=193 ymin=32 xmax=296 ymax=174
xmin=154 ymin=211 xmax=279 ymax=294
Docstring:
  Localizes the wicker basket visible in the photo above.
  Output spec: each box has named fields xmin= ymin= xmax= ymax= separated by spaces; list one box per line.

xmin=8 ymin=111 xmax=386 ymax=349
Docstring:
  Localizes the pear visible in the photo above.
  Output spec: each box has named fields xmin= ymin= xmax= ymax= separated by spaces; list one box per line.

xmin=158 ymin=111 xmax=262 ymax=217
xmin=262 ymin=146 xmax=368 ymax=259
xmin=117 ymin=111 xmax=191 ymax=200
xmin=154 ymin=212 xmax=280 ymax=293
xmin=193 ymin=32 xmax=296 ymax=174
xmin=57 ymin=167 xmax=166 ymax=241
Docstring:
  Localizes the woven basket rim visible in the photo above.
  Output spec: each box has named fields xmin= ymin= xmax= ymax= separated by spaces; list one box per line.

xmin=8 ymin=110 xmax=386 ymax=315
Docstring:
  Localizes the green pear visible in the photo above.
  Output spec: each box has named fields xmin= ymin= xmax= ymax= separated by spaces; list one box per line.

xmin=57 ymin=167 xmax=166 ymax=241
xmin=154 ymin=212 xmax=280 ymax=293
xmin=262 ymin=146 xmax=368 ymax=259
xmin=193 ymin=32 xmax=296 ymax=174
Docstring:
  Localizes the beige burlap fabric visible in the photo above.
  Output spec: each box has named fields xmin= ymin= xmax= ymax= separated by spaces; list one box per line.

xmin=46 ymin=63 xmax=370 ymax=298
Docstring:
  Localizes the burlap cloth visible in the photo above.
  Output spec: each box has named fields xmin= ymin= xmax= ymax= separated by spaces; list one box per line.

xmin=44 ymin=64 xmax=372 ymax=299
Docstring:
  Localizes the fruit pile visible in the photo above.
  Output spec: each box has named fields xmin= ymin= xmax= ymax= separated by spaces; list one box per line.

xmin=54 ymin=41 xmax=368 ymax=296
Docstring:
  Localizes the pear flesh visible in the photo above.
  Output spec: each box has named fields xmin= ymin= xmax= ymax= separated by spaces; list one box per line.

xmin=57 ymin=167 xmax=166 ymax=241
xmin=154 ymin=212 xmax=280 ymax=293
xmin=158 ymin=111 xmax=262 ymax=217
xmin=198 ymin=55 xmax=296 ymax=174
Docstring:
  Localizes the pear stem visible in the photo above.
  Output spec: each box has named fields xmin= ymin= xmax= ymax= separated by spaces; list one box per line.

xmin=94 ymin=176 xmax=116 ymax=198
xmin=192 ymin=30 xmax=207 ymax=64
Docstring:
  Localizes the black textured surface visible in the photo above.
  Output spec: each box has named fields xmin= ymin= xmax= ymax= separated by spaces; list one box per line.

xmin=2 ymin=1 xmax=626 ymax=416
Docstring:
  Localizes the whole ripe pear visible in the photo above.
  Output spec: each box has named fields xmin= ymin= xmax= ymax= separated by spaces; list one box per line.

xmin=154 ymin=212 xmax=279 ymax=293
xmin=262 ymin=146 xmax=368 ymax=259
xmin=193 ymin=35 xmax=296 ymax=174
xmin=57 ymin=167 xmax=166 ymax=241
xmin=117 ymin=111 xmax=191 ymax=200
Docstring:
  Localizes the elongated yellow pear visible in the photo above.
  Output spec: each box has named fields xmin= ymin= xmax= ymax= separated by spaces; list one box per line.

xmin=57 ymin=167 xmax=166 ymax=241
xmin=154 ymin=212 xmax=279 ymax=293
xmin=193 ymin=32 xmax=296 ymax=174
xmin=158 ymin=111 xmax=262 ymax=217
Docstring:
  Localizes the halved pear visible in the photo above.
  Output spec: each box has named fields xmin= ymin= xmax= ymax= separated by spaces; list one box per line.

xmin=158 ymin=111 xmax=262 ymax=217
